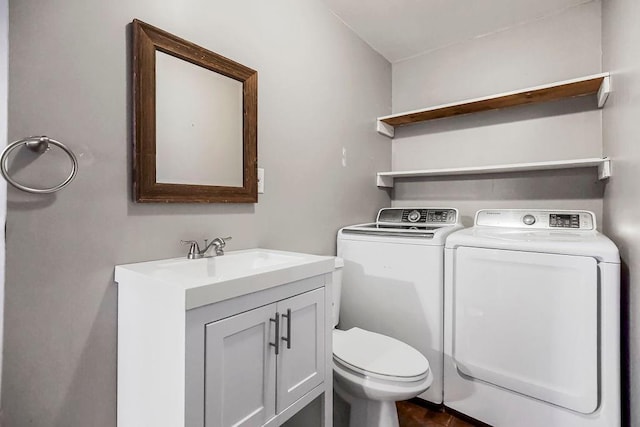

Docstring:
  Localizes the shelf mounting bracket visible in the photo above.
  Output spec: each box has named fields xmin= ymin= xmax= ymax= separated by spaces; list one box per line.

xmin=598 ymin=158 xmax=611 ymax=180
xmin=376 ymin=174 xmax=394 ymax=188
xmin=376 ymin=120 xmax=394 ymax=138
xmin=597 ymin=74 xmax=611 ymax=108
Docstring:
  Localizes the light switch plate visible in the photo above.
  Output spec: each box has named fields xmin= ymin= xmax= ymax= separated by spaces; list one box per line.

xmin=257 ymin=168 xmax=264 ymax=194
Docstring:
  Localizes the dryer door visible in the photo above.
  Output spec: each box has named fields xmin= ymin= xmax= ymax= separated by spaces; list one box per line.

xmin=452 ymin=247 xmax=598 ymax=414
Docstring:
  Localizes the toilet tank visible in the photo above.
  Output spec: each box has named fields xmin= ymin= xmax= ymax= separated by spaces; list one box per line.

xmin=333 ymin=257 xmax=344 ymax=328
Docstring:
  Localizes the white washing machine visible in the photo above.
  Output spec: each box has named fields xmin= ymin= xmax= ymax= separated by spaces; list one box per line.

xmin=337 ymin=207 xmax=463 ymax=403
xmin=444 ymin=209 xmax=620 ymax=426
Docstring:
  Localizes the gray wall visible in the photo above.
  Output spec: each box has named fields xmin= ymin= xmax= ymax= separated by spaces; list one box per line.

xmin=2 ymin=1 xmax=391 ymax=425
xmin=390 ymin=1 xmax=605 ymax=227
xmin=602 ymin=0 xmax=640 ymax=425
xmin=0 ymin=0 xmax=6 ymax=408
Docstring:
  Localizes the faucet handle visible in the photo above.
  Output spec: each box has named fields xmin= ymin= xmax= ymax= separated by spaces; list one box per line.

xmin=180 ymin=240 xmax=201 ymax=259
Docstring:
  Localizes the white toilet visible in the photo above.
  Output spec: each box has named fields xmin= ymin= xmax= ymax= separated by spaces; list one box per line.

xmin=332 ymin=258 xmax=432 ymax=427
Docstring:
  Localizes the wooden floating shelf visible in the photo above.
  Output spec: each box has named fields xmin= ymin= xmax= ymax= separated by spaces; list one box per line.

xmin=377 ymin=73 xmax=611 ymax=138
xmin=376 ymin=157 xmax=611 ymax=188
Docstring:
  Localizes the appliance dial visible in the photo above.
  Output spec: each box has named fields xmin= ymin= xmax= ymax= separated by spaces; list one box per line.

xmin=522 ymin=214 xmax=536 ymax=225
xmin=407 ymin=210 xmax=421 ymax=222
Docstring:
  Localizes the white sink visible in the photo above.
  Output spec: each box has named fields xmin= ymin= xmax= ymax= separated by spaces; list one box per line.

xmin=156 ymin=250 xmax=305 ymax=279
xmin=115 ymin=248 xmax=334 ymax=309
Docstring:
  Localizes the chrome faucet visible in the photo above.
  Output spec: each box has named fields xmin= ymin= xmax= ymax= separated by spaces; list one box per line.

xmin=181 ymin=236 xmax=232 ymax=259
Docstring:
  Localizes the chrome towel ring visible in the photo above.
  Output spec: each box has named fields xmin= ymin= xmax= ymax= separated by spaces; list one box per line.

xmin=0 ymin=136 xmax=78 ymax=194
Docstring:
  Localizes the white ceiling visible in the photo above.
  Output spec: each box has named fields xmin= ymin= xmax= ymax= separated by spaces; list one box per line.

xmin=323 ymin=0 xmax=593 ymax=63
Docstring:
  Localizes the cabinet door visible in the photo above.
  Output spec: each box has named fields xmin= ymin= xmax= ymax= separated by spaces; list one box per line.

xmin=205 ymin=303 xmax=277 ymax=427
xmin=276 ymin=288 xmax=325 ymax=411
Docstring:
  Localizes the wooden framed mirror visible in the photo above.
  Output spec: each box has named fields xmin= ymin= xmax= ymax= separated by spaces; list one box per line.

xmin=132 ymin=19 xmax=257 ymax=203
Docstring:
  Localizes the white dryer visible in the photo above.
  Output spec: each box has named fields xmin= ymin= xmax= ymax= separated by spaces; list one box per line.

xmin=337 ymin=207 xmax=463 ymax=404
xmin=444 ymin=209 xmax=620 ymax=426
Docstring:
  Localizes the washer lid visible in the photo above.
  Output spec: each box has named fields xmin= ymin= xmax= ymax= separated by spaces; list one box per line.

xmin=333 ymin=328 xmax=429 ymax=378
xmin=445 ymin=227 xmax=619 ymax=263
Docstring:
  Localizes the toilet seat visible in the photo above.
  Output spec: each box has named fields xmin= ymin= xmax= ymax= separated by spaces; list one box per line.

xmin=333 ymin=328 xmax=430 ymax=382
xmin=333 ymin=356 xmax=430 ymax=383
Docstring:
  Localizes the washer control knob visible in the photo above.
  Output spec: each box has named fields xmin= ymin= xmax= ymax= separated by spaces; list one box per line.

xmin=407 ymin=210 xmax=421 ymax=223
xmin=523 ymin=214 xmax=536 ymax=226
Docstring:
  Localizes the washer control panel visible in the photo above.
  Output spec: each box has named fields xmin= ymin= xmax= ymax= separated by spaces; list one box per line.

xmin=377 ymin=208 xmax=458 ymax=225
xmin=476 ymin=209 xmax=595 ymax=230
xmin=549 ymin=213 xmax=581 ymax=228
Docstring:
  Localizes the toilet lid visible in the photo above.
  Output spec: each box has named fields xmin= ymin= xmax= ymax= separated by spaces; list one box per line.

xmin=333 ymin=328 xmax=429 ymax=379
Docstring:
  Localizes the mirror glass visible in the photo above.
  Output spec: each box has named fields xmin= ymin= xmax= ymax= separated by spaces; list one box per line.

xmin=132 ymin=19 xmax=257 ymax=203
xmin=155 ymin=52 xmax=244 ymax=187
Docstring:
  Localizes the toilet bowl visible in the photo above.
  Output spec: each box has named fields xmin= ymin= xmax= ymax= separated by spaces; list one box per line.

xmin=332 ymin=259 xmax=432 ymax=427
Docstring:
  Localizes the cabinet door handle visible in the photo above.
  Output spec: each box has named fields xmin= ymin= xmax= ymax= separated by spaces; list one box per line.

xmin=270 ymin=312 xmax=280 ymax=355
xmin=281 ymin=308 xmax=292 ymax=349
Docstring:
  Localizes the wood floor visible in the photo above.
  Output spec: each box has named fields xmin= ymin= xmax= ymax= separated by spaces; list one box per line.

xmin=397 ymin=400 xmax=480 ymax=427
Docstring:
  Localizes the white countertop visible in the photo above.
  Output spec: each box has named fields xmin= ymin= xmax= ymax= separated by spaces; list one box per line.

xmin=115 ymin=248 xmax=335 ymax=309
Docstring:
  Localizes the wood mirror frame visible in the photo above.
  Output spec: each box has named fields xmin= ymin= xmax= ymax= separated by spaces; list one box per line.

xmin=132 ymin=19 xmax=257 ymax=203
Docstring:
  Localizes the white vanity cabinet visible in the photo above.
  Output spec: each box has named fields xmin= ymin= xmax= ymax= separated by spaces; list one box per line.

xmin=203 ymin=288 xmax=325 ymax=427
xmin=115 ymin=249 xmax=334 ymax=427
